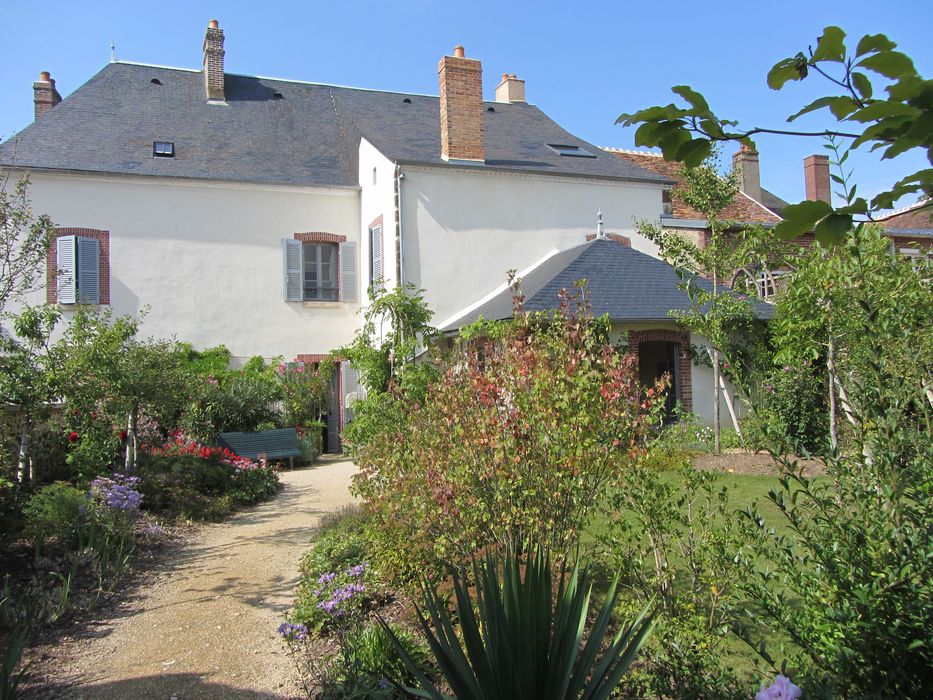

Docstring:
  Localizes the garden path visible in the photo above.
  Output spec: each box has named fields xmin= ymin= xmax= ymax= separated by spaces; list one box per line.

xmin=28 ymin=458 xmax=358 ymax=699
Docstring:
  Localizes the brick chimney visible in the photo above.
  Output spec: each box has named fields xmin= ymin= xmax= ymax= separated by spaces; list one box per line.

xmin=438 ymin=46 xmax=484 ymax=163
xmin=495 ymin=73 xmax=525 ymax=103
xmin=804 ymin=154 xmax=831 ymax=204
xmin=33 ymin=71 xmax=62 ymax=119
xmin=203 ymin=19 xmax=225 ymax=101
xmin=732 ymin=145 xmax=762 ymax=203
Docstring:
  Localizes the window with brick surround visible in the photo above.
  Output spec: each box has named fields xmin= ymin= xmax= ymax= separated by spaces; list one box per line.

xmin=47 ymin=228 xmax=110 ymax=305
xmin=282 ymin=233 xmax=357 ymax=303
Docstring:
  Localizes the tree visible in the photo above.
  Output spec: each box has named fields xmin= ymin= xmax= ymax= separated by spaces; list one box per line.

xmin=0 ymin=173 xmax=56 ymax=315
xmin=618 ymin=27 xmax=932 ymax=242
xmin=638 ymin=156 xmax=780 ymax=451
xmin=0 ymin=305 xmax=62 ymax=482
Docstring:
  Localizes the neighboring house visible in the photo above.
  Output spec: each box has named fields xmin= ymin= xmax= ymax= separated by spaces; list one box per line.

xmin=0 ymin=20 xmax=676 ymax=446
xmin=877 ymin=198 xmax=933 ymax=257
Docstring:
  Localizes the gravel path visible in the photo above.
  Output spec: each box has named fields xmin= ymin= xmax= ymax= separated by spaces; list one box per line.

xmin=26 ymin=458 xmax=358 ymax=699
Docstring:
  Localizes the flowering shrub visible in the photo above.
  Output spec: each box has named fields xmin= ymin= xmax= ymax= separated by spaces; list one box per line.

xmin=755 ymin=675 xmax=802 ymax=700
xmin=89 ymin=474 xmax=142 ymax=513
xmin=353 ymin=283 xmax=666 ymax=580
xmin=136 ymin=434 xmax=279 ymax=519
xmin=277 ymin=359 xmax=332 ymax=432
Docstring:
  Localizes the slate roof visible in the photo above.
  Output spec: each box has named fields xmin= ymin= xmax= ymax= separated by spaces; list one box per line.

xmin=604 ymin=149 xmax=785 ymax=223
xmin=442 ymin=238 xmax=773 ymax=331
xmin=0 ymin=62 xmax=668 ymax=188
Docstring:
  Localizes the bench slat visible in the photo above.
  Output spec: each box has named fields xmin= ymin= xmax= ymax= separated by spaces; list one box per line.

xmin=217 ymin=428 xmax=302 ymax=460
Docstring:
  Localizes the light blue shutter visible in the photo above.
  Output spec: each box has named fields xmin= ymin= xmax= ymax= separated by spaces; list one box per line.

xmin=56 ymin=235 xmax=77 ymax=304
xmin=76 ymin=236 xmax=100 ymax=304
xmin=370 ymin=226 xmax=383 ymax=293
xmin=282 ymin=238 xmax=302 ymax=301
xmin=341 ymin=362 xmax=362 ymax=424
xmin=339 ymin=241 xmax=358 ymax=303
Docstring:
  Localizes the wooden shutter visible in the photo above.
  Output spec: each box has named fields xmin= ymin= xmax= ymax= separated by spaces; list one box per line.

xmin=341 ymin=362 xmax=362 ymax=424
xmin=76 ymin=236 xmax=100 ymax=304
xmin=56 ymin=235 xmax=77 ymax=304
xmin=282 ymin=238 xmax=302 ymax=301
xmin=339 ymin=241 xmax=358 ymax=303
xmin=370 ymin=225 xmax=383 ymax=293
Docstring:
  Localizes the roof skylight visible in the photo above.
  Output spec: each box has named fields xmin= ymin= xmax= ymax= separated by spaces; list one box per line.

xmin=546 ymin=143 xmax=597 ymax=158
xmin=153 ymin=141 xmax=175 ymax=158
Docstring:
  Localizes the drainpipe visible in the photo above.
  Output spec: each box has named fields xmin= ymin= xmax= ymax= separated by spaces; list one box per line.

xmin=394 ymin=164 xmax=405 ymax=286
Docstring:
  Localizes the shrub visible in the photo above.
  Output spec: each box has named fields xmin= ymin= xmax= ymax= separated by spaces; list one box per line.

xmin=747 ymin=362 xmax=828 ymax=455
xmin=293 ymin=507 xmax=379 ymax=633
xmin=353 ymin=284 xmax=664 ymax=580
xmin=22 ymin=482 xmax=88 ymax=554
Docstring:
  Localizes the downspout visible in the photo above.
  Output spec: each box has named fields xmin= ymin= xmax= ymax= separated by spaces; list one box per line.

xmin=394 ymin=164 xmax=405 ymax=287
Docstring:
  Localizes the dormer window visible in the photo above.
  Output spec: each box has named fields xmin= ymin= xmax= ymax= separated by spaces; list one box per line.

xmin=546 ymin=143 xmax=596 ymax=158
xmin=662 ymin=189 xmax=673 ymax=216
xmin=153 ymin=142 xmax=175 ymax=158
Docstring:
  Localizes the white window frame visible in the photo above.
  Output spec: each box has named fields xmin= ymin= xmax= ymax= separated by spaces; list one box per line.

xmin=302 ymin=242 xmax=339 ymax=302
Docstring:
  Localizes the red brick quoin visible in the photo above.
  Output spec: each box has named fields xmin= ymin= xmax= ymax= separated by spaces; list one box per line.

xmin=46 ymin=228 xmax=110 ymax=305
xmin=627 ymin=329 xmax=692 ymax=412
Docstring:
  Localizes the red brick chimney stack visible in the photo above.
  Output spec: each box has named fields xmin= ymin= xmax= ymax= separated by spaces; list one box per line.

xmin=33 ymin=71 xmax=62 ymax=119
xmin=438 ymin=45 xmax=485 ymax=163
xmin=804 ymin=154 xmax=831 ymax=204
xmin=203 ymin=19 xmax=225 ymax=101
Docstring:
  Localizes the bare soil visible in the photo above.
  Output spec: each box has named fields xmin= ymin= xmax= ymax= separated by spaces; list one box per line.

xmin=692 ymin=449 xmax=826 ymax=476
xmin=21 ymin=458 xmax=358 ymax=700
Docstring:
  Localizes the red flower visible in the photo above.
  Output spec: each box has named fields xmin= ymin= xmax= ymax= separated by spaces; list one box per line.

xmin=118 ymin=430 xmax=128 ymax=441
xmin=68 ymin=431 xmax=79 ymax=443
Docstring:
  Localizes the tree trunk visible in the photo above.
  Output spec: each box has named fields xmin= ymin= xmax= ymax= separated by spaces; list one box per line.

xmin=827 ymin=332 xmax=839 ymax=452
xmin=17 ymin=420 xmax=30 ymax=483
xmin=125 ymin=404 xmax=138 ymax=472
xmin=712 ymin=270 xmax=721 ymax=453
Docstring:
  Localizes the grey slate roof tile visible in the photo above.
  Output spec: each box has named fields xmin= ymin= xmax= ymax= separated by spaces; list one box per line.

xmin=1 ymin=62 xmax=669 ymax=187
xmin=444 ymin=238 xmax=773 ymax=331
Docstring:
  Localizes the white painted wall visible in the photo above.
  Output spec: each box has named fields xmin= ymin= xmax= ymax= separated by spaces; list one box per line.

xmin=689 ymin=335 xmax=747 ymax=428
xmin=358 ymin=139 xmax=398 ymax=296
xmin=400 ymin=165 xmax=664 ymax=324
xmin=7 ymin=170 xmax=361 ymax=363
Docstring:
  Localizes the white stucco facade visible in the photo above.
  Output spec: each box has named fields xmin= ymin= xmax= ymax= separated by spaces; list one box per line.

xmin=399 ymin=165 xmax=664 ymax=324
xmin=8 ymin=170 xmax=362 ymax=363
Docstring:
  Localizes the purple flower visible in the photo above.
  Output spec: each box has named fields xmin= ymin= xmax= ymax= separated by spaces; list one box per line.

xmin=318 ymin=572 xmax=337 ymax=585
xmin=347 ymin=563 xmax=367 ymax=578
xmin=89 ymin=474 xmax=143 ymax=513
xmin=277 ymin=622 xmax=308 ymax=641
xmin=755 ymin=675 xmax=802 ymax=700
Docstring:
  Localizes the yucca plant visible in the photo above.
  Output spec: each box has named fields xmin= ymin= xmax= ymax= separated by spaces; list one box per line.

xmin=384 ymin=544 xmax=653 ymax=700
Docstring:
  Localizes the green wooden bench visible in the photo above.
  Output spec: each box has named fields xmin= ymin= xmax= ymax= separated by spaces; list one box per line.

xmin=217 ymin=428 xmax=302 ymax=462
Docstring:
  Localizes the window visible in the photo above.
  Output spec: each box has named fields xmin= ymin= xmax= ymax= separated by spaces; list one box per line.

xmin=153 ymin=141 xmax=175 ymax=158
xmin=756 ymin=269 xmax=787 ymax=299
xmin=47 ymin=229 xmax=109 ymax=305
xmin=662 ymin=189 xmax=673 ymax=216
xmin=282 ymin=236 xmax=357 ymax=303
xmin=546 ymin=143 xmax=597 ymax=158
xmin=303 ymin=243 xmax=338 ymax=301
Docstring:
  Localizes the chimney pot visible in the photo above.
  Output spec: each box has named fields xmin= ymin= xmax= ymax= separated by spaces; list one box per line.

xmin=33 ymin=71 xmax=61 ymax=119
xmin=732 ymin=146 xmax=761 ymax=203
xmin=804 ymin=154 xmax=831 ymax=205
xmin=203 ymin=19 xmax=226 ymax=101
xmin=495 ymin=73 xmax=526 ymax=104
xmin=438 ymin=48 xmax=484 ymax=162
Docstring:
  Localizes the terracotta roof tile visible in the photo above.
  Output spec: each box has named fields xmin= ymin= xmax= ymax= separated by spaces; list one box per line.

xmin=879 ymin=199 xmax=932 ymax=230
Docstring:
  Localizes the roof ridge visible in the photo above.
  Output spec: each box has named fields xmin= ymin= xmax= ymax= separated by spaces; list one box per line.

xmin=601 ymin=147 xmax=663 ymax=158
xmin=879 ymin=196 xmax=932 ymax=220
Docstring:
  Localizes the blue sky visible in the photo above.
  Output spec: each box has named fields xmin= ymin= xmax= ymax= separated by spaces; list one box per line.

xmin=2 ymin=1 xmax=930 ymax=209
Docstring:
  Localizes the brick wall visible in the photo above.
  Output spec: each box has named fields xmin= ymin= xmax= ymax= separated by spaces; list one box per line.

xmin=438 ymin=49 xmax=484 ymax=162
xmin=626 ymin=329 xmax=692 ymax=411
xmin=203 ymin=22 xmax=225 ymax=101
xmin=804 ymin=155 xmax=831 ymax=204
xmin=46 ymin=228 xmax=110 ymax=305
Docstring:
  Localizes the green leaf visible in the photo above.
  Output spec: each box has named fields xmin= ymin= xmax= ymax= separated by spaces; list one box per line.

xmin=851 ymin=72 xmax=873 ymax=100
xmin=812 ymin=26 xmax=847 ymax=63
xmin=673 ymin=139 xmax=711 ymax=168
xmin=856 ymin=33 xmax=896 ymax=57
xmin=773 ymin=200 xmax=833 ymax=239
xmin=857 ymin=50 xmax=917 ymax=80
xmin=848 ymin=101 xmax=917 ymax=123
xmin=813 ymin=213 xmax=853 ymax=243
xmin=671 ymin=85 xmax=710 ymax=113
xmin=787 ymin=96 xmax=854 ymax=122
xmin=767 ymin=56 xmax=807 ymax=90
